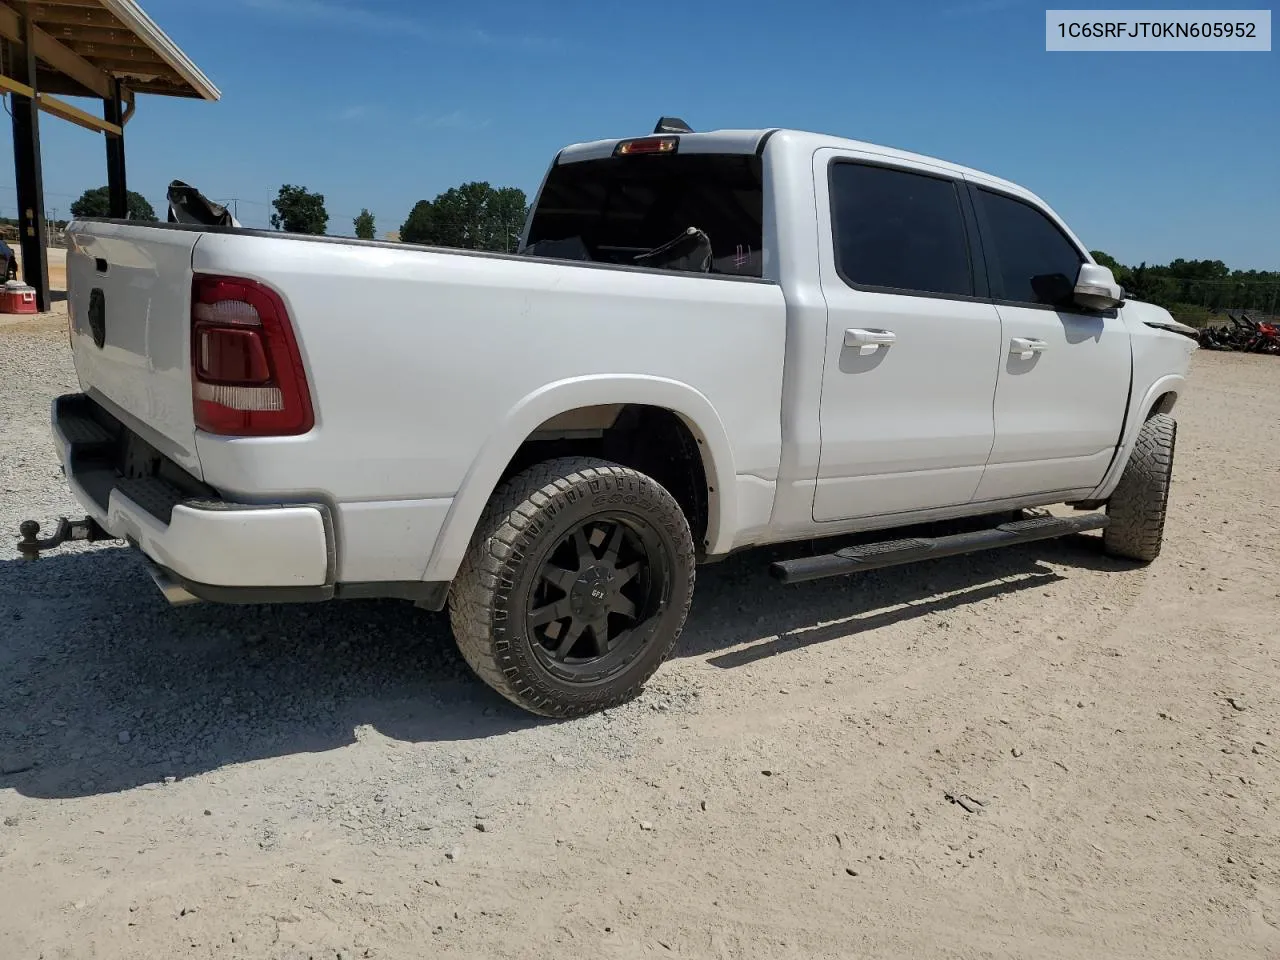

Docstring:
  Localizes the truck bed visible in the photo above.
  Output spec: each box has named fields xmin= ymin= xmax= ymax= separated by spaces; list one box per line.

xmin=65 ymin=218 xmax=788 ymax=585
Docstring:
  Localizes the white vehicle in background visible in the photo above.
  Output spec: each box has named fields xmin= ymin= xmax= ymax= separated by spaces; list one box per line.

xmin=22 ymin=118 xmax=1197 ymax=718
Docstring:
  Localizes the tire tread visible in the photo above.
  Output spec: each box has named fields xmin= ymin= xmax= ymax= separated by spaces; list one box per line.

xmin=1103 ymin=413 xmax=1176 ymax=563
xmin=448 ymin=457 xmax=695 ymax=718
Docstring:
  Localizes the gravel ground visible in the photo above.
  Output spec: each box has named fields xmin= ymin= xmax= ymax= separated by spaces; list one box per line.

xmin=1 ymin=316 xmax=1278 ymax=959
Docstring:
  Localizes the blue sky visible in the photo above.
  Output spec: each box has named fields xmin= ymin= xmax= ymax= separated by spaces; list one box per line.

xmin=2 ymin=0 xmax=1276 ymax=268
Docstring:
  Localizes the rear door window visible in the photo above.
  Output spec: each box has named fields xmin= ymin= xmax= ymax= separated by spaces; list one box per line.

xmin=829 ymin=161 xmax=975 ymax=298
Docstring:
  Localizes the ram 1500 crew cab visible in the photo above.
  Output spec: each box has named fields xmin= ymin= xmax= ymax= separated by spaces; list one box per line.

xmin=31 ymin=123 xmax=1196 ymax=717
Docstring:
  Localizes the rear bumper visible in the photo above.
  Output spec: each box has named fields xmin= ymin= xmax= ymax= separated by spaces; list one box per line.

xmin=105 ymin=500 xmax=332 ymax=588
xmin=52 ymin=393 xmax=333 ymax=589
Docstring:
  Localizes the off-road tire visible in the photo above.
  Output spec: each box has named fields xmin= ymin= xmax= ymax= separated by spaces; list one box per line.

xmin=448 ymin=457 xmax=696 ymax=718
xmin=1103 ymin=413 xmax=1176 ymax=563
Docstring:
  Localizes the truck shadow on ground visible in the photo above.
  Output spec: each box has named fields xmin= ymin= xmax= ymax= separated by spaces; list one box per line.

xmin=0 ymin=530 xmax=1133 ymax=800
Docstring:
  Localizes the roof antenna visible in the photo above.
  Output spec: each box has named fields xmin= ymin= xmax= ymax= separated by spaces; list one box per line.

xmin=654 ymin=116 xmax=693 ymax=134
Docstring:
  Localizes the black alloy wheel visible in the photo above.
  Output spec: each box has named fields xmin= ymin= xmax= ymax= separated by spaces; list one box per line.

xmin=449 ymin=458 xmax=696 ymax=717
xmin=525 ymin=514 xmax=668 ymax=683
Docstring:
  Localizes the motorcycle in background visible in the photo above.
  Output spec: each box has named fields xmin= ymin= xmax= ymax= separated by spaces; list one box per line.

xmin=1197 ymin=311 xmax=1280 ymax=355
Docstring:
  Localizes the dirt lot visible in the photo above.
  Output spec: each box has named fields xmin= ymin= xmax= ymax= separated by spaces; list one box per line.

xmin=11 ymin=246 xmax=68 ymax=298
xmin=1 ymin=321 xmax=1277 ymax=960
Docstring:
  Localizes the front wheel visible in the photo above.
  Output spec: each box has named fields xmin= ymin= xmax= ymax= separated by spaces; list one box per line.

xmin=448 ymin=457 xmax=696 ymax=718
xmin=1103 ymin=413 xmax=1176 ymax=563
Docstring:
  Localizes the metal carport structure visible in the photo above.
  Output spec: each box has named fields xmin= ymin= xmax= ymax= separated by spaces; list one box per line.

xmin=0 ymin=0 xmax=219 ymax=311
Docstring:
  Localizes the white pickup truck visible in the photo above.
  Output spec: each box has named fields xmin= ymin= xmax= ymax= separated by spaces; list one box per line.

xmin=26 ymin=121 xmax=1197 ymax=717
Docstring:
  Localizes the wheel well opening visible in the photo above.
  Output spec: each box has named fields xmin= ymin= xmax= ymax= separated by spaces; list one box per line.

xmin=1149 ymin=392 xmax=1177 ymax=417
xmin=501 ymin=404 xmax=711 ymax=548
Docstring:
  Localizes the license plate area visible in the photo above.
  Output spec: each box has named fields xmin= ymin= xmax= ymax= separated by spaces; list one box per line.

xmin=56 ymin=394 xmax=217 ymax=523
xmin=118 ymin=428 xmax=163 ymax=481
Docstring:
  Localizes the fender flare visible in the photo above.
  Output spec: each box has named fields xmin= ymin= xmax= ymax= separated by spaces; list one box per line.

xmin=421 ymin=375 xmax=738 ymax=582
xmin=1088 ymin=373 xmax=1185 ymax=501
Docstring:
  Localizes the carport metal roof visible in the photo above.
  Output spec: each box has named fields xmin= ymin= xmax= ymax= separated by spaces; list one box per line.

xmin=1 ymin=0 xmax=219 ymax=310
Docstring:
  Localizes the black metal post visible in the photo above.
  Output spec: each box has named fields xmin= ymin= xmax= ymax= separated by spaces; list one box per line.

xmin=105 ymin=79 xmax=127 ymax=219
xmin=7 ymin=21 xmax=50 ymax=311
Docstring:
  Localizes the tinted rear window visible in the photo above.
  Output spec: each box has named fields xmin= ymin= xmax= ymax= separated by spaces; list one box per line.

xmin=525 ymin=153 xmax=764 ymax=277
xmin=829 ymin=162 xmax=974 ymax=298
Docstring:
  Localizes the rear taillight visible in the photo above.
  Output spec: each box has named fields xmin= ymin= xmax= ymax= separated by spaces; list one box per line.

xmin=191 ymin=275 xmax=313 ymax=436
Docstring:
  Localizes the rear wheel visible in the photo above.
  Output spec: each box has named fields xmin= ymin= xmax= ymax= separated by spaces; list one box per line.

xmin=448 ymin=457 xmax=696 ymax=718
xmin=1103 ymin=413 xmax=1176 ymax=563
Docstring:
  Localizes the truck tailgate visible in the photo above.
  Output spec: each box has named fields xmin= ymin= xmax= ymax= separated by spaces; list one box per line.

xmin=66 ymin=222 xmax=204 ymax=478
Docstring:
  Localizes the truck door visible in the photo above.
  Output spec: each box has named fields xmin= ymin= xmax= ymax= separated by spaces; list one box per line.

xmin=965 ymin=183 xmax=1132 ymax=501
xmin=812 ymin=150 xmax=1003 ymax=522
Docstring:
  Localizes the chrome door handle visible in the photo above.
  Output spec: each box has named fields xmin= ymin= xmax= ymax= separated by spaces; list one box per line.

xmin=845 ymin=328 xmax=897 ymax=355
xmin=1009 ymin=337 xmax=1048 ymax=360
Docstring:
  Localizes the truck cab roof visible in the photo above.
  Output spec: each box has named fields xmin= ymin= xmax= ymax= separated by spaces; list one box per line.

xmin=557 ymin=127 xmax=1041 ymax=207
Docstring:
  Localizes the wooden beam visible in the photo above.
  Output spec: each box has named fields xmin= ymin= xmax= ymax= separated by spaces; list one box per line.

xmin=83 ymin=56 xmax=174 ymax=78
xmin=129 ymin=80 xmax=199 ymax=98
xmin=33 ymin=31 xmax=115 ymax=96
xmin=33 ymin=64 xmax=97 ymax=96
xmin=0 ymin=71 xmax=34 ymax=97
xmin=42 ymin=24 xmax=138 ymax=45
xmin=24 ymin=5 xmax=119 ymax=28
xmin=65 ymin=39 xmax=164 ymax=63
xmin=36 ymin=91 xmax=122 ymax=135
xmin=0 ymin=2 xmax=113 ymax=97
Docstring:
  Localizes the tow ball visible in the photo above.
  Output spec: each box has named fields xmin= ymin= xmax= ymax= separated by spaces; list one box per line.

xmin=17 ymin=517 xmax=116 ymax=560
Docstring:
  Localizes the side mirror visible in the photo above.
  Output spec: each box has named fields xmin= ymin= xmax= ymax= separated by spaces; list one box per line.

xmin=1073 ymin=262 xmax=1123 ymax=311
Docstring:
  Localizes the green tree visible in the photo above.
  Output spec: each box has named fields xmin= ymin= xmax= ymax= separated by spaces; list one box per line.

xmin=353 ymin=208 xmax=375 ymax=240
xmin=1127 ymin=261 xmax=1151 ymax=301
xmin=1087 ymin=250 xmax=1280 ymax=325
xmin=270 ymin=184 xmax=328 ymax=234
xmin=483 ymin=186 xmax=530 ymax=252
xmin=69 ymin=186 xmax=157 ymax=222
xmin=399 ymin=182 xmax=528 ymax=251
xmin=429 ymin=181 xmax=493 ymax=249
xmin=1089 ymin=249 xmax=1123 ymax=273
xmin=1090 ymin=249 xmax=1132 ymax=288
xmin=399 ymin=199 xmax=436 ymax=244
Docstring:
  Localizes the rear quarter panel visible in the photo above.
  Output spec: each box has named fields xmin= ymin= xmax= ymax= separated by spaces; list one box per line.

xmin=189 ymin=234 xmax=787 ymax=579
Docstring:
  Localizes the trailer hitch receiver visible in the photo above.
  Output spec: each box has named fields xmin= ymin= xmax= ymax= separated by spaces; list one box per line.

xmin=17 ymin=517 xmax=116 ymax=560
